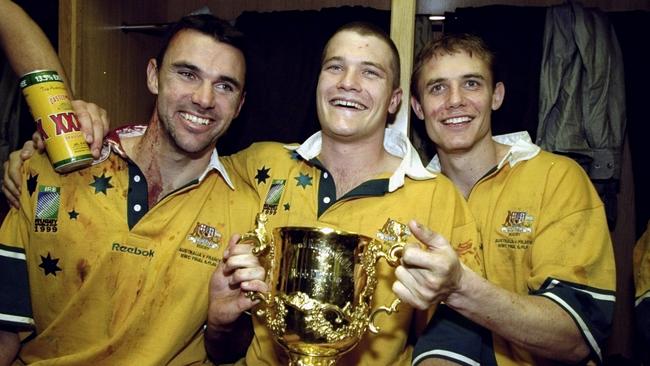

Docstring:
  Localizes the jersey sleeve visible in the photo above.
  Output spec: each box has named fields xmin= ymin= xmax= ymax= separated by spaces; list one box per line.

xmin=528 ymin=160 xmax=616 ymax=361
xmin=0 ymin=162 xmax=36 ymax=331
xmin=412 ymin=304 xmax=497 ymax=366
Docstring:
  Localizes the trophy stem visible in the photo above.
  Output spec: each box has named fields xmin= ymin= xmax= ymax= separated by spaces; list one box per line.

xmin=288 ymin=352 xmax=339 ymax=366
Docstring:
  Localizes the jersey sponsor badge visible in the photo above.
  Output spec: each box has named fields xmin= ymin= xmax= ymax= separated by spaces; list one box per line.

xmin=500 ymin=210 xmax=534 ymax=234
xmin=35 ymin=185 xmax=60 ymax=232
xmin=263 ymin=179 xmax=286 ymax=215
xmin=187 ymin=222 xmax=222 ymax=249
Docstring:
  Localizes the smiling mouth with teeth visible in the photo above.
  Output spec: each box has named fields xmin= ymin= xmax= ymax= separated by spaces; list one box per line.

xmin=181 ymin=112 xmax=210 ymax=125
xmin=331 ymin=99 xmax=367 ymax=110
xmin=443 ymin=116 xmax=473 ymax=125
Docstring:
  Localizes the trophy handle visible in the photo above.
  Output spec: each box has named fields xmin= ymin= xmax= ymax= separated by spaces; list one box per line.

xmin=238 ymin=212 xmax=272 ymax=257
xmin=368 ymin=298 xmax=401 ymax=334
xmin=376 ymin=242 xmax=403 ymax=267
xmin=366 ymin=218 xmax=410 ymax=334
xmin=369 ymin=241 xmax=403 ymax=334
xmin=245 ymin=290 xmax=271 ymax=309
xmin=239 ymin=212 xmax=274 ymax=311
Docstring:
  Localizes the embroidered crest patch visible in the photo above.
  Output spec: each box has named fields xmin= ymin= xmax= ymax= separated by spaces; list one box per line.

xmin=500 ymin=210 xmax=534 ymax=234
xmin=187 ymin=222 xmax=222 ymax=249
xmin=34 ymin=185 xmax=59 ymax=232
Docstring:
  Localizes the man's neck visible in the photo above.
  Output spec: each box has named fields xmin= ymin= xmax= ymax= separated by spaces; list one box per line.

xmin=438 ymin=136 xmax=509 ymax=198
xmin=319 ymin=131 xmax=400 ymax=199
xmin=122 ymin=113 xmax=213 ymax=207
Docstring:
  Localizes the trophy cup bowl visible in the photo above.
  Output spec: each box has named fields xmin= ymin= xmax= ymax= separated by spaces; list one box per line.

xmin=241 ymin=213 xmax=408 ymax=366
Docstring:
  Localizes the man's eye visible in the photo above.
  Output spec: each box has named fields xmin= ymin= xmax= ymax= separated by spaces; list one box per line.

xmin=179 ymin=71 xmax=196 ymax=80
xmin=216 ymin=83 xmax=234 ymax=92
xmin=429 ymin=84 xmax=445 ymax=94
xmin=363 ymin=69 xmax=380 ymax=77
xmin=325 ymin=64 xmax=342 ymax=72
xmin=466 ymin=80 xmax=480 ymax=88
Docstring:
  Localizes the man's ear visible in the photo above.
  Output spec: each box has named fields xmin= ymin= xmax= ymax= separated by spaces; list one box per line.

xmin=410 ymin=95 xmax=425 ymax=120
xmin=387 ymin=87 xmax=403 ymax=114
xmin=146 ymin=59 xmax=159 ymax=95
xmin=492 ymin=82 xmax=505 ymax=111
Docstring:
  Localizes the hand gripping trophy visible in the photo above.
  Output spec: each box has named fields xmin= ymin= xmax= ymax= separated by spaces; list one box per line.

xmin=240 ymin=213 xmax=410 ymax=366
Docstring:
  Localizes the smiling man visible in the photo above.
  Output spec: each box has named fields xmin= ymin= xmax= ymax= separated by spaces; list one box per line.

xmin=0 ymin=10 xmax=265 ymax=365
xmin=408 ymin=33 xmax=616 ymax=366
xmin=223 ymin=23 xmax=485 ymax=365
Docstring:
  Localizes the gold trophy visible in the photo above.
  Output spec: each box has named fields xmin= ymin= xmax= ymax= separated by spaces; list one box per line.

xmin=241 ymin=213 xmax=410 ymax=366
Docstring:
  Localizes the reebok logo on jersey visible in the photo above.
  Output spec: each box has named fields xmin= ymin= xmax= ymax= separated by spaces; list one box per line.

xmin=111 ymin=243 xmax=154 ymax=257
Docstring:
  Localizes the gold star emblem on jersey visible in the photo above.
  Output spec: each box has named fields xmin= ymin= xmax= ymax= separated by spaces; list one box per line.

xmin=187 ymin=222 xmax=222 ymax=249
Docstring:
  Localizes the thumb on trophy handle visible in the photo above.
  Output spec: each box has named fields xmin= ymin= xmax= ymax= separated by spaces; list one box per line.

xmin=368 ymin=298 xmax=401 ymax=334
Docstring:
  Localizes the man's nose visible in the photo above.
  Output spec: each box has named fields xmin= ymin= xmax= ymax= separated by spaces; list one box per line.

xmin=191 ymin=81 xmax=216 ymax=109
xmin=336 ymin=69 xmax=361 ymax=92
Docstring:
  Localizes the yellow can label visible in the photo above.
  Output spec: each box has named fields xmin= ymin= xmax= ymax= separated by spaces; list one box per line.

xmin=20 ymin=70 xmax=92 ymax=173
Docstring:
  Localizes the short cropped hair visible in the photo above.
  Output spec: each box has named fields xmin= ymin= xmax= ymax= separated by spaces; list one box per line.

xmin=411 ymin=33 xmax=496 ymax=100
xmin=322 ymin=22 xmax=401 ymax=90
xmin=155 ymin=14 xmax=246 ymax=68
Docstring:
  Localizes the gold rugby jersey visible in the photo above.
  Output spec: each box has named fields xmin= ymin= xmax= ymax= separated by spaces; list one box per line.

xmin=0 ymin=125 xmax=257 ymax=365
xmin=224 ymin=128 xmax=484 ymax=366
xmin=415 ymin=132 xmax=616 ymax=366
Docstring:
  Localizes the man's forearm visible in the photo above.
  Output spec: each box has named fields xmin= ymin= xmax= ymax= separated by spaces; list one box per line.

xmin=205 ymin=314 xmax=253 ymax=364
xmin=446 ymin=269 xmax=590 ymax=363
xmin=0 ymin=330 xmax=19 ymax=366
xmin=0 ymin=0 xmax=71 ymax=90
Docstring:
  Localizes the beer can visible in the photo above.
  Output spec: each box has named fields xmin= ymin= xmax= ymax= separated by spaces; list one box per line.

xmin=19 ymin=70 xmax=93 ymax=173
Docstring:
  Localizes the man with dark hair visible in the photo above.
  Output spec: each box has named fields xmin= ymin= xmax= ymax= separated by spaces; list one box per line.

xmin=224 ymin=23 xmax=484 ymax=365
xmin=0 ymin=3 xmax=265 ymax=364
xmin=408 ymin=33 xmax=616 ymax=365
